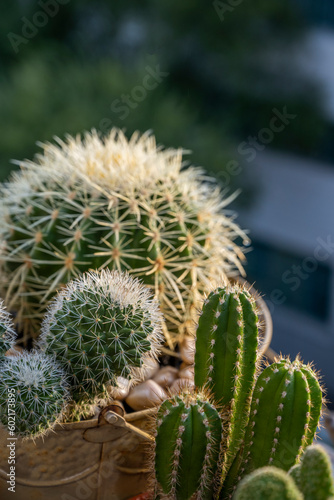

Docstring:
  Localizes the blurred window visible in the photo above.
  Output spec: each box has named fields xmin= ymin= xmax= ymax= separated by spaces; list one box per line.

xmin=245 ymin=240 xmax=331 ymax=321
xmin=294 ymin=0 xmax=334 ymax=27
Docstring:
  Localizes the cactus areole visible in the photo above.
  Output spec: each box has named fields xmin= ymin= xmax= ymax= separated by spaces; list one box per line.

xmin=0 ymin=129 xmax=247 ymax=342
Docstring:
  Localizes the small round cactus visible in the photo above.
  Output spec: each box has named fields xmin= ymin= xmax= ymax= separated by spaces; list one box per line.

xmin=294 ymin=444 xmax=334 ymax=500
xmin=0 ymin=299 xmax=17 ymax=358
xmin=0 ymin=129 xmax=247 ymax=342
xmin=0 ymin=350 xmax=70 ymax=438
xmin=154 ymin=389 xmax=223 ymax=500
xmin=234 ymin=467 xmax=303 ymax=500
xmin=40 ymin=269 xmax=164 ymax=400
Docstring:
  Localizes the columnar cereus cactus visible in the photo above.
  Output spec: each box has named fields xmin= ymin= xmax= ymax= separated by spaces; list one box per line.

xmin=0 ymin=129 xmax=247 ymax=342
xmin=194 ymin=284 xmax=259 ymax=471
xmin=222 ymin=357 xmax=323 ymax=497
xmin=234 ymin=467 xmax=303 ymax=500
xmin=154 ymin=390 xmax=223 ymax=500
xmin=40 ymin=269 xmax=163 ymax=400
xmin=290 ymin=445 xmax=334 ymax=500
xmin=0 ymin=300 xmax=16 ymax=358
xmin=0 ymin=350 xmax=69 ymax=438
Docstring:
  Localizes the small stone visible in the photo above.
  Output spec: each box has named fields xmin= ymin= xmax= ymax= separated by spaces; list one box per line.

xmin=153 ymin=366 xmax=179 ymax=388
xmin=178 ymin=365 xmax=194 ymax=381
xmin=170 ymin=378 xmax=195 ymax=395
xmin=126 ymin=380 xmax=167 ymax=411
xmin=109 ymin=377 xmax=131 ymax=400
xmin=179 ymin=336 xmax=195 ymax=365
xmin=141 ymin=358 xmax=160 ymax=380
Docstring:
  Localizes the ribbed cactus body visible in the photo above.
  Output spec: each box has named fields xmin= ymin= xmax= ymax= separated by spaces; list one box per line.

xmin=154 ymin=391 xmax=223 ymax=500
xmin=0 ymin=129 xmax=246 ymax=341
xmin=234 ymin=467 xmax=303 ymax=500
xmin=0 ymin=300 xmax=16 ymax=358
xmin=194 ymin=285 xmax=259 ymax=469
xmin=296 ymin=445 xmax=334 ymax=500
xmin=0 ymin=351 xmax=69 ymax=438
xmin=40 ymin=270 xmax=163 ymax=400
xmin=240 ymin=358 xmax=322 ymax=475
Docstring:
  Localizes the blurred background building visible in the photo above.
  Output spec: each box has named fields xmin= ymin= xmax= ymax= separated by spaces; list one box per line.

xmin=1 ymin=1 xmax=334 ymax=402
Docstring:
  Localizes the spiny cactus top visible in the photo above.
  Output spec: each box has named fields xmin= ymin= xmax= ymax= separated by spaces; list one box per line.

xmin=240 ymin=357 xmax=323 ymax=473
xmin=0 ymin=128 xmax=247 ymax=342
xmin=154 ymin=389 xmax=223 ymax=500
xmin=234 ymin=467 xmax=303 ymax=500
xmin=40 ymin=269 xmax=163 ymax=400
xmin=0 ymin=350 xmax=70 ymax=438
xmin=0 ymin=299 xmax=17 ymax=358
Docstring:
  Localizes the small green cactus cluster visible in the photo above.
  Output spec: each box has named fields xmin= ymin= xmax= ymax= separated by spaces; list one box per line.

xmin=0 ymin=350 xmax=70 ymax=438
xmin=153 ymin=283 xmax=325 ymax=500
xmin=0 ymin=129 xmax=247 ymax=343
xmin=234 ymin=467 xmax=303 ymax=500
xmin=39 ymin=269 xmax=163 ymax=401
xmin=154 ymin=389 xmax=223 ymax=500
xmin=0 ymin=269 xmax=164 ymax=436
xmin=289 ymin=445 xmax=334 ymax=500
xmin=234 ymin=445 xmax=334 ymax=500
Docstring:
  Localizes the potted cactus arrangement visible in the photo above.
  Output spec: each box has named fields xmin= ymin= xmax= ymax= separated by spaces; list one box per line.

xmin=0 ymin=129 xmax=330 ymax=500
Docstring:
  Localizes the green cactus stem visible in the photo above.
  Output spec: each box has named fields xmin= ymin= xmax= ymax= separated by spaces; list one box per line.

xmin=0 ymin=129 xmax=247 ymax=343
xmin=39 ymin=269 xmax=163 ymax=401
xmin=0 ymin=299 xmax=16 ymax=359
xmin=154 ymin=389 xmax=223 ymax=500
xmin=238 ymin=357 xmax=323 ymax=477
xmin=194 ymin=284 xmax=259 ymax=472
xmin=0 ymin=350 xmax=70 ymax=438
xmin=294 ymin=444 xmax=334 ymax=500
xmin=234 ymin=467 xmax=303 ymax=500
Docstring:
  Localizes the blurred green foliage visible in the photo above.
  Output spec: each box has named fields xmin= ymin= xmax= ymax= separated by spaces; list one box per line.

xmin=0 ymin=0 xmax=328 ymax=182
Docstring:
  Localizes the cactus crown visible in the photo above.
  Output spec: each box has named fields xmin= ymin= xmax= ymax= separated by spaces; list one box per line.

xmin=0 ymin=128 xmax=247 ymax=342
xmin=0 ymin=350 xmax=70 ymax=438
xmin=154 ymin=389 xmax=223 ymax=500
xmin=40 ymin=269 xmax=163 ymax=400
xmin=0 ymin=299 xmax=17 ymax=358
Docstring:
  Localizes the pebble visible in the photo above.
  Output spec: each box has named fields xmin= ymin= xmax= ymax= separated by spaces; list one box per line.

xmin=169 ymin=378 xmax=195 ymax=395
xmin=125 ymin=380 xmax=168 ymax=411
xmin=179 ymin=365 xmax=194 ymax=381
xmin=179 ymin=336 xmax=195 ymax=365
xmin=110 ymin=377 xmax=131 ymax=401
xmin=141 ymin=358 xmax=160 ymax=380
xmin=153 ymin=366 xmax=179 ymax=389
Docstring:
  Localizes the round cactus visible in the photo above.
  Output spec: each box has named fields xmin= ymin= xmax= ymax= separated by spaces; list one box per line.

xmin=154 ymin=389 xmax=223 ymax=500
xmin=0 ymin=129 xmax=247 ymax=343
xmin=0 ymin=299 xmax=16 ymax=358
xmin=0 ymin=350 xmax=70 ymax=438
xmin=39 ymin=269 xmax=164 ymax=400
xmin=297 ymin=444 xmax=334 ymax=500
xmin=234 ymin=467 xmax=303 ymax=500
